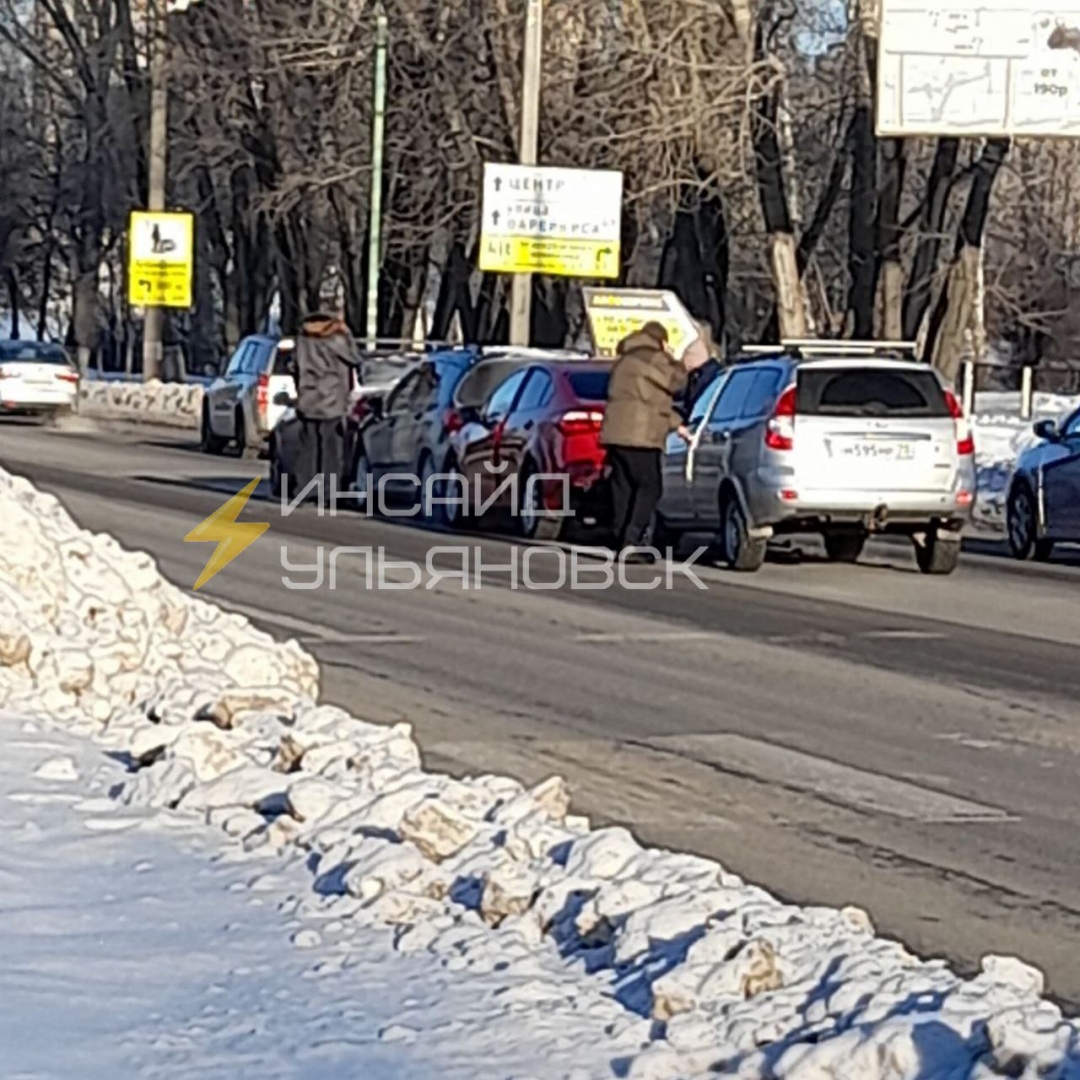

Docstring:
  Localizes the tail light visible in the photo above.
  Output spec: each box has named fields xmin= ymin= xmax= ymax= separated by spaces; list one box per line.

xmin=558 ymin=409 xmax=604 ymax=435
xmin=944 ymin=390 xmax=974 ymax=456
xmin=764 ymin=385 xmax=796 ymax=451
xmin=443 ymin=407 xmax=464 ymax=434
xmin=55 ymin=369 xmax=79 ymax=384
xmin=256 ymin=373 xmax=269 ymax=421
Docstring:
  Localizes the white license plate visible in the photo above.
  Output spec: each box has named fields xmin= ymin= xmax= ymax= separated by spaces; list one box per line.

xmin=837 ymin=440 xmax=915 ymax=461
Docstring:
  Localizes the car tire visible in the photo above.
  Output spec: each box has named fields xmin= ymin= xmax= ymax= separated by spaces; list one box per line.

xmin=442 ymin=455 xmax=472 ymax=531
xmin=720 ymin=493 xmax=766 ymax=572
xmin=649 ymin=512 xmax=680 ymax=557
xmin=519 ymin=466 xmax=564 ymax=542
xmin=234 ymin=408 xmax=260 ymax=459
xmin=1007 ymin=484 xmax=1054 ymax=561
xmin=418 ymin=454 xmax=444 ymax=525
xmin=352 ymin=445 xmax=372 ymax=510
xmin=268 ymin=448 xmax=293 ymax=501
xmin=823 ymin=530 xmax=867 ymax=563
xmin=914 ymin=528 xmax=961 ymax=575
xmin=200 ymin=404 xmax=226 ymax=455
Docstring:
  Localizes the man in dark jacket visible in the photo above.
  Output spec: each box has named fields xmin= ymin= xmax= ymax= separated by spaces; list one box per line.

xmin=600 ymin=322 xmax=688 ymax=557
xmin=294 ymin=311 xmax=360 ymax=498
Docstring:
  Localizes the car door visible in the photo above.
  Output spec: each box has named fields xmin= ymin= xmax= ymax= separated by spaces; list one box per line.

xmin=387 ymin=362 xmax=439 ymax=475
xmin=691 ymin=369 xmax=756 ymax=525
xmin=210 ymin=339 xmax=252 ymax=436
xmin=659 ymin=373 xmax=725 ymax=524
xmin=502 ymin=368 xmax=551 ymax=476
xmin=368 ymin=368 xmax=422 ymax=480
xmin=461 ymin=369 xmax=531 ymax=509
xmin=727 ymin=366 xmax=785 ymax=508
xmin=1043 ymin=409 xmax=1080 ymax=538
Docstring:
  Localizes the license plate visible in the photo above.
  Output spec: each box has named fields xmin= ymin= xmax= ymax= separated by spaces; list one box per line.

xmin=837 ymin=440 xmax=915 ymax=461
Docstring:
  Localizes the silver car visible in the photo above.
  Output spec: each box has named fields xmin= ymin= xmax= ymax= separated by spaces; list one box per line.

xmin=1006 ymin=406 xmax=1080 ymax=561
xmin=201 ymin=335 xmax=296 ymax=457
xmin=656 ymin=345 xmax=977 ymax=574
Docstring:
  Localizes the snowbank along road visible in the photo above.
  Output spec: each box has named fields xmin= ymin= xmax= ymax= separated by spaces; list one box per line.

xmin=1 ymin=419 xmax=1080 ymax=1077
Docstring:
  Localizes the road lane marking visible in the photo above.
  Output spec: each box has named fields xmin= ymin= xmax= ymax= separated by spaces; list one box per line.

xmin=574 ymin=631 xmax=720 ymax=644
xmin=190 ymin=592 xmax=424 ymax=647
xmin=648 ymin=732 xmax=1018 ymax=824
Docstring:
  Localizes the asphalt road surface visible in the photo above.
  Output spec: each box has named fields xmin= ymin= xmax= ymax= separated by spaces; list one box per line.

xmin=3 ymin=417 xmax=1080 ymax=1010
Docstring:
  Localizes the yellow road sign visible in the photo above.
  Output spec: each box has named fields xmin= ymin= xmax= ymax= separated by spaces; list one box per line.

xmin=480 ymin=164 xmax=622 ymax=280
xmin=128 ymin=210 xmax=194 ymax=309
xmin=480 ymin=236 xmax=620 ymax=278
xmin=582 ymin=288 xmax=700 ymax=360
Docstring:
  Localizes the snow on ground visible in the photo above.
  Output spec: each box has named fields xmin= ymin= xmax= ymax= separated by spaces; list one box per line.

xmin=972 ymin=392 xmax=1080 ymax=532
xmin=2 ymin=462 xmax=1080 ymax=1080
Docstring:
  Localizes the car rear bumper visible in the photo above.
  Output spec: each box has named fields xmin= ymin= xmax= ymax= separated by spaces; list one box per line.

xmin=765 ymin=493 xmax=973 ymax=533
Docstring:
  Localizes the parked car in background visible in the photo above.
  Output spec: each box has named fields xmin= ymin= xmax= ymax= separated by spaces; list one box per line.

xmin=201 ymin=335 xmax=296 ymax=457
xmin=656 ymin=342 xmax=976 ymax=574
xmin=1006 ymin=406 xmax=1080 ymax=561
xmin=0 ymin=340 xmax=79 ymax=420
xmin=268 ymin=346 xmax=425 ymax=498
xmin=447 ymin=359 xmax=612 ymax=540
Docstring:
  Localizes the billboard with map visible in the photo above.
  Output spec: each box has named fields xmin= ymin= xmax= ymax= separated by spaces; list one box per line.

xmin=878 ymin=0 xmax=1080 ymax=136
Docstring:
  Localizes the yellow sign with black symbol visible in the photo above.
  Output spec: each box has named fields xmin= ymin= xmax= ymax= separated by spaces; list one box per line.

xmin=481 ymin=236 xmax=620 ymax=279
xmin=128 ymin=210 xmax=194 ymax=309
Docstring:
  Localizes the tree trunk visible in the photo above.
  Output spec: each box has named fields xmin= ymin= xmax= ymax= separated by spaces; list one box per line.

xmin=753 ymin=49 xmax=809 ymax=340
xmin=6 ymin=267 xmax=20 ymax=339
xmin=875 ymin=138 xmax=907 ymax=339
xmin=847 ymin=104 xmax=877 ymax=338
xmin=925 ymin=139 xmax=1010 ymax=385
xmin=902 ymin=138 xmax=959 ymax=342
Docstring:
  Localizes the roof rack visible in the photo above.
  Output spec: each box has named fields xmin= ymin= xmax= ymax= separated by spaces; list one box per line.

xmin=740 ymin=339 xmax=920 ymax=360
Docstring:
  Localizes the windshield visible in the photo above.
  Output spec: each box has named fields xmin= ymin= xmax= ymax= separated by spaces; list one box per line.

xmin=796 ymin=368 xmax=949 ymax=419
xmin=0 ymin=341 xmax=70 ymax=364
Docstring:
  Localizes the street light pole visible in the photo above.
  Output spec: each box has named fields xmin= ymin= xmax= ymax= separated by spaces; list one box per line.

xmin=366 ymin=4 xmax=388 ymax=350
xmin=509 ymin=0 xmax=542 ymax=347
xmin=142 ymin=3 xmax=168 ymax=382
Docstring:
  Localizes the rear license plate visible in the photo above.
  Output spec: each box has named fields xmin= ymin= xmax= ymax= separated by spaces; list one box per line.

xmin=836 ymin=440 xmax=915 ymax=461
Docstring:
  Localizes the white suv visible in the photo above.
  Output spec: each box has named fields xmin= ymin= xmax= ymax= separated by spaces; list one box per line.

xmin=656 ymin=342 xmax=976 ymax=574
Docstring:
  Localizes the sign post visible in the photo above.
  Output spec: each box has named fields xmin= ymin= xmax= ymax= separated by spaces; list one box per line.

xmin=582 ymin=288 xmax=700 ymax=360
xmin=481 ymin=163 xmax=623 ymax=284
xmin=127 ymin=211 xmax=194 ymax=311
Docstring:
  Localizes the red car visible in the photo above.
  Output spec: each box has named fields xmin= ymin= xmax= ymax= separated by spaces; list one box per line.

xmin=446 ymin=360 xmax=612 ymax=540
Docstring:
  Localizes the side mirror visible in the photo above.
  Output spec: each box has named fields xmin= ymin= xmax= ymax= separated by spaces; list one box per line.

xmin=1034 ymin=419 xmax=1059 ymax=442
xmin=273 ymin=391 xmax=295 ymax=407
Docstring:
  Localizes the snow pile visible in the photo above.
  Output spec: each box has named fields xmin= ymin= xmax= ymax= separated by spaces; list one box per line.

xmin=80 ymin=379 xmax=203 ymax=429
xmin=2 ymin=464 xmax=1079 ymax=1080
xmin=972 ymin=392 xmax=1079 ymax=531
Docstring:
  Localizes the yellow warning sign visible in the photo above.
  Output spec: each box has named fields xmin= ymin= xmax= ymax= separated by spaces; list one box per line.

xmin=128 ymin=211 xmax=194 ymax=309
xmin=480 ymin=236 xmax=620 ymax=279
xmin=582 ymin=288 xmax=699 ymax=360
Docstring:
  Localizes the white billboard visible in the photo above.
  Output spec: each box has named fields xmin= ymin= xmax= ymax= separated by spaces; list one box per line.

xmin=877 ymin=0 xmax=1080 ymax=137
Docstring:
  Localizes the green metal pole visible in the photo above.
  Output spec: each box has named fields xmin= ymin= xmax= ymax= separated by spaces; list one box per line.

xmin=366 ymin=5 xmax=388 ymax=350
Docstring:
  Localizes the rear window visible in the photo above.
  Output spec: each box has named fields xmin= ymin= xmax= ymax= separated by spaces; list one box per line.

xmin=567 ymin=371 xmax=610 ymax=401
xmin=0 ymin=341 xmax=69 ymax=364
xmin=455 ymin=360 xmax=528 ymax=408
xmin=360 ymin=352 xmax=418 ymax=388
xmin=796 ymin=367 xmax=949 ymax=418
xmin=272 ymin=343 xmax=295 ymax=375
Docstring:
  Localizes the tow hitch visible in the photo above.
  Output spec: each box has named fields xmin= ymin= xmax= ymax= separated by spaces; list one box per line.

xmin=863 ymin=504 xmax=889 ymax=533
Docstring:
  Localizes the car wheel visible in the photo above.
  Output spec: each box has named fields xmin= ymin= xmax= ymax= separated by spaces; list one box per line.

xmin=442 ymin=456 xmax=472 ymax=531
xmin=823 ymin=530 xmax=867 ymax=563
xmin=1007 ymin=484 xmax=1053 ymax=561
xmin=418 ymin=454 xmax=444 ymax=525
xmin=914 ymin=528 xmax=962 ymax=575
xmin=649 ymin=512 xmax=680 ymax=557
xmin=720 ymin=493 xmax=766 ymax=572
xmin=269 ymin=450 xmax=292 ymax=500
xmin=234 ymin=408 xmax=259 ymax=459
xmin=200 ymin=404 xmax=226 ymax=455
xmin=352 ymin=445 xmax=372 ymax=510
xmin=519 ymin=467 xmax=563 ymax=542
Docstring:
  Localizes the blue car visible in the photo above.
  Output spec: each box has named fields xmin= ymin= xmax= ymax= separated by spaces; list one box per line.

xmin=1006 ymin=405 xmax=1080 ymax=560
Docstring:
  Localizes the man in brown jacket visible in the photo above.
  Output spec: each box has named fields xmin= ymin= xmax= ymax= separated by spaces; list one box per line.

xmin=601 ymin=322 xmax=689 ymax=556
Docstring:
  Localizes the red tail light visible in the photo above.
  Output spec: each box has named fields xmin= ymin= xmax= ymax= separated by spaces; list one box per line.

xmin=256 ymin=372 xmax=269 ymax=419
xmin=765 ymin=385 xmax=796 ymax=451
xmin=944 ymin=390 xmax=974 ymax=456
xmin=351 ymin=396 xmax=369 ymax=424
xmin=55 ymin=370 xmax=80 ymax=384
xmin=558 ymin=409 xmax=605 ymax=436
xmin=443 ymin=407 xmax=464 ymax=434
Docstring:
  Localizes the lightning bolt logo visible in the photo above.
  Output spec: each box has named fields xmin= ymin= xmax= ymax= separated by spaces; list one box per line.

xmin=184 ymin=478 xmax=270 ymax=591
